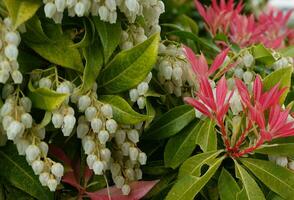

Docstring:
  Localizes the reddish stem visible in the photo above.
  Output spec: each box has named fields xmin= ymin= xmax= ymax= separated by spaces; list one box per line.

xmin=233 ymin=122 xmax=252 ymax=151
xmin=232 ymin=138 xmax=264 ymax=157
xmin=218 ymin=119 xmax=232 ymax=151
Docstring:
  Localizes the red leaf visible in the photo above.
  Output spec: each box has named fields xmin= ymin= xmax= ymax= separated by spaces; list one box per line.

xmin=86 ymin=181 xmax=159 ymax=200
xmin=49 ymin=145 xmax=72 ymax=167
xmin=62 ymin=171 xmax=83 ymax=191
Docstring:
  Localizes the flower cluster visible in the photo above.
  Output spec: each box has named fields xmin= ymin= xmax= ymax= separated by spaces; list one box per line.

xmin=195 ymin=0 xmax=293 ymax=49
xmin=185 ymin=51 xmax=294 ymax=157
xmin=120 ymin=25 xmax=148 ymax=50
xmin=129 ymin=72 xmax=152 ymax=109
xmin=0 ymin=17 xmax=22 ymax=84
xmin=43 ymin=0 xmax=164 ymax=27
xmin=156 ymin=43 xmax=195 ymax=97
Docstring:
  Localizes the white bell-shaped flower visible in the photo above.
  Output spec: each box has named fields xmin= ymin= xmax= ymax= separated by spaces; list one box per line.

xmin=25 ymin=144 xmax=41 ymax=162
xmin=39 ymin=172 xmax=50 ymax=186
xmin=138 ymin=152 xmax=147 ymax=165
xmin=127 ymin=129 xmax=139 ymax=143
xmin=93 ymin=160 xmax=104 ymax=175
xmin=21 ymin=113 xmax=33 ymax=128
xmin=98 ymin=130 xmax=110 ymax=144
xmin=115 ymin=129 xmax=126 ymax=145
xmin=129 ymin=89 xmax=139 ymax=102
xmin=47 ymin=178 xmax=58 ymax=191
xmin=52 ymin=113 xmax=64 ymax=128
xmin=78 ymin=95 xmax=91 ymax=111
xmin=7 ymin=120 xmax=25 ymax=140
xmin=85 ymin=106 xmax=97 ymax=121
xmin=77 ymin=123 xmax=89 ymax=139
xmin=11 ymin=70 xmax=23 ymax=84
xmin=44 ymin=2 xmax=57 ymax=18
xmin=75 ymin=2 xmax=86 ymax=17
xmin=86 ymin=154 xmax=97 ymax=169
xmin=51 ymin=163 xmax=64 ymax=178
xmin=32 ymin=160 xmax=44 ymax=175
xmin=122 ymin=184 xmax=131 ymax=195
xmin=105 ymin=119 xmax=118 ymax=134
xmin=101 ymin=104 xmax=113 ymax=118
xmin=39 ymin=77 xmax=52 ymax=89
xmin=113 ymin=175 xmax=125 ymax=188
xmin=91 ymin=118 xmax=103 ymax=133
xmin=55 ymin=0 xmax=66 ymax=12
xmin=137 ymin=82 xmax=149 ymax=96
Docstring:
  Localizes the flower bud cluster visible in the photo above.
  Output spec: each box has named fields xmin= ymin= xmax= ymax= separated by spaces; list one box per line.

xmin=129 ymin=72 xmax=152 ymax=109
xmin=0 ymin=91 xmax=64 ymax=191
xmin=156 ymin=43 xmax=194 ymax=97
xmin=0 ymin=17 xmax=22 ymax=84
xmin=271 ymin=51 xmax=293 ymax=71
xmin=120 ymin=25 xmax=147 ymax=50
xmin=110 ymin=122 xmax=147 ymax=195
xmin=269 ymin=155 xmax=294 ymax=171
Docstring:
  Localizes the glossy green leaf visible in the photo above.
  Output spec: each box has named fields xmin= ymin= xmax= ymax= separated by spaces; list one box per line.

xmin=37 ymin=112 xmax=52 ymax=129
xmin=71 ymin=19 xmax=94 ymax=48
xmin=0 ymin=143 xmax=53 ymax=200
xmin=196 ymin=118 xmax=217 ymax=152
xmin=24 ymin=16 xmax=51 ymax=43
xmin=3 ymin=0 xmax=41 ymax=29
xmin=176 ymin=15 xmax=198 ymax=34
xmin=81 ymin=39 xmax=103 ymax=92
xmin=28 ymin=81 xmax=68 ymax=111
xmin=145 ymin=99 xmax=156 ymax=128
xmin=100 ymin=95 xmax=150 ymax=125
xmin=218 ymin=168 xmax=240 ymax=200
xmin=92 ymin=16 xmax=122 ymax=62
xmin=234 ymin=161 xmax=265 ymax=200
xmin=164 ymin=120 xmax=200 ymax=169
xmin=279 ymin=46 xmax=294 ymax=57
xmin=263 ymin=67 xmax=293 ymax=103
xmin=255 ymin=144 xmax=294 ymax=156
xmin=99 ymin=33 xmax=160 ymax=93
xmin=241 ymin=158 xmax=294 ymax=199
xmin=166 ymin=157 xmax=223 ymax=200
xmin=144 ymin=105 xmax=195 ymax=140
xmin=252 ymin=44 xmax=275 ymax=65
xmin=24 ymin=23 xmax=84 ymax=72
xmin=179 ymin=150 xmax=223 ymax=178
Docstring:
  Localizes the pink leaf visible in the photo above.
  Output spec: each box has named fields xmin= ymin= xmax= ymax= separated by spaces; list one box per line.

xmin=86 ymin=181 xmax=159 ymax=200
xmin=62 ymin=172 xmax=83 ymax=191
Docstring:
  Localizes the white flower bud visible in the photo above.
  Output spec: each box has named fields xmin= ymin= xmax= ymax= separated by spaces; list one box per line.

xmin=51 ymin=163 xmax=64 ymax=178
xmin=52 ymin=113 xmax=64 ymax=128
xmin=20 ymin=97 xmax=32 ymax=112
xmin=288 ymin=161 xmax=294 ymax=170
xmin=25 ymin=145 xmax=40 ymax=162
xmin=127 ymin=129 xmax=139 ymax=143
xmin=115 ymin=130 xmax=126 ymax=145
xmin=114 ymin=176 xmax=125 ymax=188
xmin=62 ymin=115 xmax=76 ymax=136
xmin=5 ymin=44 xmax=18 ymax=61
xmin=135 ymin=168 xmax=142 ymax=180
xmin=56 ymin=84 xmax=71 ymax=94
xmin=0 ymin=70 xmax=9 ymax=84
xmin=98 ymin=130 xmax=110 ymax=144
xmin=32 ymin=160 xmax=44 ymax=175
xmin=91 ymin=118 xmax=103 ymax=133
xmin=122 ymin=41 xmax=133 ymax=50
xmin=243 ymin=71 xmax=253 ymax=84
xmin=7 ymin=121 xmax=25 ymax=140
xmin=66 ymin=0 xmax=77 ymax=7
xmin=55 ymin=0 xmax=66 ymax=12
xmin=100 ymin=148 xmax=111 ymax=161
xmin=47 ymin=178 xmax=58 ymax=191
xmin=11 ymin=70 xmax=23 ymax=84
xmin=93 ymin=160 xmax=104 ymax=175
xmin=137 ymin=96 xmax=146 ymax=109
xmin=39 ymin=141 xmax=49 ymax=156
xmin=243 ymin=53 xmax=254 ymax=67
xmin=125 ymin=168 xmax=135 ymax=181
xmin=164 ymin=81 xmax=174 ymax=94
xmin=78 ymin=95 xmax=91 ymax=111
xmin=138 ymin=152 xmax=147 ymax=165
xmin=39 ymin=77 xmax=52 ymax=89
xmin=16 ymin=139 xmax=30 ymax=155
xmin=105 ymin=0 xmax=116 ymax=11
xmin=122 ymin=184 xmax=131 ymax=195
xmin=129 ymin=89 xmax=139 ymax=102
xmin=122 ymin=142 xmax=131 ymax=156
xmin=234 ymin=68 xmax=244 ymax=78
xmin=3 ymin=18 xmax=12 ymax=27
xmin=99 ymin=6 xmax=109 ymax=21
xmin=172 ymin=66 xmax=183 ymax=81
xmin=10 ymin=61 xmax=19 ymax=70
xmin=110 ymin=163 xmax=121 ymax=176
xmin=137 ymin=82 xmax=149 ymax=96
xmin=106 ymin=119 xmax=118 ymax=134
xmin=44 ymin=3 xmax=57 ymax=18
xmin=229 ymin=91 xmax=242 ymax=115
xmin=87 ymin=154 xmax=97 ymax=169
xmin=101 ymin=104 xmax=113 ymax=118
xmin=276 ymin=156 xmax=288 ymax=167
xmin=38 ymin=128 xmax=46 ymax=140
xmin=83 ymin=139 xmax=95 ymax=154
xmin=129 ymin=147 xmax=139 ymax=161
xmin=145 ymin=72 xmax=153 ymax=83
xmin=85 ymin=106 xmax=97 ymax=121
xmin=134 ymin=122 xmax=143 ymax=130
xmin=2 ymin=115 xmax=13 ymax=130
xmin=5 ymin=31 xmax=20 ymax=45
xmin=77 ymin=123 xmax=89 ymax=139
xmin=39 ymin=172 xmax=50 ymax=186
xmin=74 ymin=2 xmax=86 ymax=17
xmin=2 ymin=84 xmax=14 ymax=99
xmin=21 ymin=113 xmax=33 ymax=128
xmin=162 ymin=65 xmax=173 ymax=80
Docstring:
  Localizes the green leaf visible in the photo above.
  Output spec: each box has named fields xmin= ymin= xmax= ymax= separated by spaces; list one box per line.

xmin=37 ymin=112 xmax=52 ymax=129
xmin=255 ymin=144 xmax=294 ymax=156
xmin=178 ymin=150 xmax=223 ymax=178
xmin=71 ymin=19 xmax=94 ymax=48
xmin=3 ymin=0 xmax=41 ymax=29
xmin=92 ymin=16 xmax=122 ymax=63
xmin=0 ymin=143 xmax=53 ymax=200
xmin=28 ymin=81 xmax=68 ymax=111
xmin=234 ymin=161 xmax=265 ymax=200
xmin=166 ymin=157 xmax=224 ymax=200
xmin=196 ymin=118 xmax=217 ymax=152
xmin=99 ymin=95 xmax=150 ymax=125
xmin=145 ymin=99 xmax=156 ymax=128
xmin=175 ymin=15 xmax=198 ymax=34
xmin=241 ymin=158 xmax=294 ymax=200
xmin=144 ymin=105 xmax=195 ymax=140
xmin=24 ymin=15 xmax=51 ymax=43
xmin=164 ymin=120 xmax=199 ymax=169
xmin=279 ymin=46 xmax=294 ymax=57
xmin=263 ymin=67 xmax=293 ymax=103
xmin=218 ymin=168 xmax=240 ymax=200
xmin=24 ymin=23 xmax=84 ymax=72
xmin=99 ymin=33 xmax=160 ymax=93
xmin=81 ymin=39 xmax=103 ymax=92
xmin=252 ymin=44 xmax=275 ymax=65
